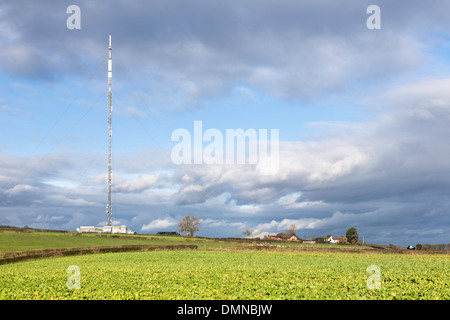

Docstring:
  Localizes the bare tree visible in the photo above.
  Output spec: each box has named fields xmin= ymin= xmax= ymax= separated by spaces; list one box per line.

xmin=242 ymin=229 xmax=253 ymax=237
xmin=287 ymin=224 xmax=297 ymax=237
xmin=178 ymin=215 xmax=201 ymax=237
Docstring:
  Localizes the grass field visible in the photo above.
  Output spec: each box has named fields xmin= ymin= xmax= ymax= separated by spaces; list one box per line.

xmin=0 ymin=229 xmax=371 ymax=253
xmin=0 ymin=231 xmax=201 ymax=252
xmin=0 ymin=250 xmax=448 ymax=300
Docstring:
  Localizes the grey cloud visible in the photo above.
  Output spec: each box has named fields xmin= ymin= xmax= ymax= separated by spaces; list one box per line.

xmin=0 ymin=153 xmax=71 ymax=189
xmin=0 ymin=0 xmax=443 ymax=104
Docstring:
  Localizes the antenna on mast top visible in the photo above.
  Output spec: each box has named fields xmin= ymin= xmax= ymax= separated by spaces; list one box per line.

xmin=106 ymin=35 xmax=113 ymax=226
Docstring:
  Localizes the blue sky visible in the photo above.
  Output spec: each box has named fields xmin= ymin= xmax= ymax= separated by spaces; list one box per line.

xmin=1 ymin=0 xmax=450 ymax=246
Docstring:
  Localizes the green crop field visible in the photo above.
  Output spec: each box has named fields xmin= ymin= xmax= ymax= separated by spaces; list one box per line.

xmin=0 ymin=250 xmax=448 ymax=300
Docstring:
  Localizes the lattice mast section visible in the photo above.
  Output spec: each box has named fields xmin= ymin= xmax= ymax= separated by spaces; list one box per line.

xmin=106 ymin=35 xmax=113 ymax=226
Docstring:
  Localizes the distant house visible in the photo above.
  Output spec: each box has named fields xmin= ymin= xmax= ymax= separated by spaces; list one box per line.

xmin=274 ymin=233 xmax=298 ymax=241
xmin=312 ymin=235 xmax=347 ymax=244
xmin=327 ymin=236 xmax=339 ymax=244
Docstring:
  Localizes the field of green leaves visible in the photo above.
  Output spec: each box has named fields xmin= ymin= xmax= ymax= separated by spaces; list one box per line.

xmin=0 ymin=250 xmax=448 ymax=300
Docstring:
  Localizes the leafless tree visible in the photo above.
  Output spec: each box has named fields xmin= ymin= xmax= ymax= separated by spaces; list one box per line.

xmin=178 ymin=215 xmax=201 ymax=237
xmin=287 ymin=224 xmax=297 ymax=237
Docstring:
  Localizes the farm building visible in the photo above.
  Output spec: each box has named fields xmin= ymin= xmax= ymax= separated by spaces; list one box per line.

xmin=77 ymin=225 xmax=135 ymax=234
xmin=327 ymin=236 xmax=339 ymax=244
xmin=266 ymin=233 xmax=298 ymax=241
xmin=277 ymin=233 xmax=298 ymax=241
xmin=77 ymin=226 xmax=97 ymax=233
xmin=315 ymin=235 xmax=347 ymax=244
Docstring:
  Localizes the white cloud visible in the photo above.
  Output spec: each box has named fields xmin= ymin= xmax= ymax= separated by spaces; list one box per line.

xmin=36 ymin=215 xmax=65 ymax=222
xmin=201 ymin=218 xmax=247 ymax=230
xmin=0 ymin=105 xmax=13 ymax=112
xmin=46 ymin=194 xmax=99 ymax=207
xmin=277 ymin=192 xmax=325 ymax=209
xmin=141 ymin=218 xmax=177 ymax=231
xmin=253 ymin=218 xmax=321 ymax=233
xmin=113 ymin=174 xmax=159 ymax=193
xmin=232 ymin=86 xmax=255 ymax=99
xmin=5 ymin=184 xmax=37 ymax=196
xmin=116 ymin=106 xmax=148 ymax=120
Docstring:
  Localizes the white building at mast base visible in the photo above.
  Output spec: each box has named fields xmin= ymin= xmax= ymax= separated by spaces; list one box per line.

xmin=77 ymin=225 xmax=135 ymax=234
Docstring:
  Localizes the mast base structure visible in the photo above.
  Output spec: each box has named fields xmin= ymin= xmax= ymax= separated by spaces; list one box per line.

xmin=77 ymin=226 xmax=135 ymax=234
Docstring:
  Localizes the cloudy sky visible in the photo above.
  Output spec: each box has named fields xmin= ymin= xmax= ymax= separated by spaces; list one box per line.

xmin=1 ymin=0 xmax=450 ymax=246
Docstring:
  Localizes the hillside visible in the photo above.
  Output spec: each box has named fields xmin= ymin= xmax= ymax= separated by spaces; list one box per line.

xmin=0 ymin=225 xmax=382 ymax=252
xmin=0 ymin=226 xmax=225 ymax=253
xmin=0 ymin=225 xmax=447 ymax=268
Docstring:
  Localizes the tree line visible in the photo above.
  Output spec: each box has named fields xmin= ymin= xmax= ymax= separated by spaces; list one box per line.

xmin=415 ymin=243 xmax=450 ymax=251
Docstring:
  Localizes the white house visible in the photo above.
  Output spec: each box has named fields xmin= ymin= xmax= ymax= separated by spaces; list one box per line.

xmin=327 ymin=236 xmax=339 ymax=244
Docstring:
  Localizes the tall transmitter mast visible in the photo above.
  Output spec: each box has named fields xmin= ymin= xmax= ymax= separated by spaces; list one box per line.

xmin=106 ymin=35 xmax=113 ymax=226
xmin=77 ymin=36 xmax=134 ymax=234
